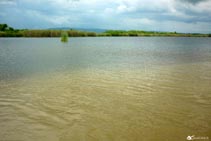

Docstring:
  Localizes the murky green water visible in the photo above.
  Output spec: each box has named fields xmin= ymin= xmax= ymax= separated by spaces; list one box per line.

xmin=0 ymin=37 xmax=211 ymax=141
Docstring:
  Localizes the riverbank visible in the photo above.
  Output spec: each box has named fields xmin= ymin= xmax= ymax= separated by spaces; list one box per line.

xmin=0 ymin=24 xmax=210 ymax=37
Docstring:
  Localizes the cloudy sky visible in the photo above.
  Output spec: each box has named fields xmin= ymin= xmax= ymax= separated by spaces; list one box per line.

xmin=0 ymin=0 xmax=211 ymax=33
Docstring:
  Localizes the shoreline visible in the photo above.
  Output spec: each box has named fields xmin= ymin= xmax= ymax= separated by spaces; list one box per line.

xmin=0 ymin=24 xmax=210 ymax=38
xmin=1 ymin=35 xmax=211 ymax=38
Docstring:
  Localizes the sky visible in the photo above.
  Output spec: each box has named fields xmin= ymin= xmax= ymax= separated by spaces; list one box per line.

xmin=0 ymin=0 xmax=211 ymax=33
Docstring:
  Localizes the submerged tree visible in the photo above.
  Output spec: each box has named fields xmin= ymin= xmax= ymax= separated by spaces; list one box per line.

xmin=61 ymin=31 xmax=68 ymax=42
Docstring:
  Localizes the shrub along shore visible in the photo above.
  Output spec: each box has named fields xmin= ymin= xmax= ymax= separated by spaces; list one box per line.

xmin=0 ymin=24 xmax=211 ymax=37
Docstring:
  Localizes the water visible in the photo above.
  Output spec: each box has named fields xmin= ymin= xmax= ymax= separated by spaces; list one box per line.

xmin=0 ymin=37 xmax=211 ymax=141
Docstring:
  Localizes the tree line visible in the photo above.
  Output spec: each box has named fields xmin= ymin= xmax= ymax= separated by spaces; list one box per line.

xmin=0 ymin=24 xmax=210 ymax=37
xmin=0 ymin=24 xmax=97 ymax=37
xmin=102 ymin=30 xmax=211 ymax=37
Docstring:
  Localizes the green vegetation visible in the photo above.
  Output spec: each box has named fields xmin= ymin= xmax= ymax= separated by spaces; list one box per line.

xmin=0 ymin=24 xmax=22 ymax=37
xmin=101 ymin=30 xmax=210 ymax=37
xmin=61 ymin=31 xmax=68 ymax=42
xmin=0 ymin=24 xmax=210 ymax=37
xmin=0 ymin=24 xmax=97 ymax=37
xmin=0 ymin=24 xmax=13 ymax=31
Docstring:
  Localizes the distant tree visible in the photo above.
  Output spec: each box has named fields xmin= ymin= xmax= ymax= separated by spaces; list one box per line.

xmin=0 ymin=24 xmax=8 ymax=31
xmin=9 ymin=27 xmax=14 ymax=31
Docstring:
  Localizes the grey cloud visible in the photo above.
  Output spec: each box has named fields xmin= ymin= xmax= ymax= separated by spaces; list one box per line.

xmin=178 ymin=0 xmax=208 ymax=4
xmin=0 ymin=0 xmax=16 ymax=4
xmin=0 ymin=0 xmax=16 ymax=2
xmin=0 ymin=0 xmax=211 ymax=33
